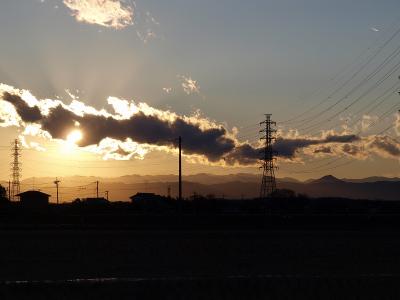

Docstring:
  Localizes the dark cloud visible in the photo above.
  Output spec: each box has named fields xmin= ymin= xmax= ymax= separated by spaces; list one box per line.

xmin=342 ymin=144 xmax=362 ymax=156
xmin=1 ymin=93 xmax=362 ymax=165
xmin=273 ymin=135 xmax=359 ymax=158
xmin=2 ymin=92 xmax=43 ymax=123
xmin=325 ymin=134 xmax=359 ymax=143
xmin=113 ymin=146 xmax=131 ymax=157
xmin=274 ymin=138 xmax=318 ymax=158
xmin=371 ymin=136 xmax=400 ymax=157
xmin=41 ymin=105 xmax=76 ymax=140
xmin=314 ymin=146 xmax=332 ymax=154
xmin=225 ymin=144 xmax=260 ymax=165
xmin=2 ymin=94 xmax=235 ymax=161
xmin=225 ymin=135 xmax=359 ymax=165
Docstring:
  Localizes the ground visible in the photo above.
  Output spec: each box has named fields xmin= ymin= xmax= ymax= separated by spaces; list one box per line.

xmin=0 ymin=228 xmax=400 ymax=299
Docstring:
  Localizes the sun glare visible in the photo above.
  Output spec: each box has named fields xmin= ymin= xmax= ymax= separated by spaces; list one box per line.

xmin=66 ymin=129 xmax=83 ymax=145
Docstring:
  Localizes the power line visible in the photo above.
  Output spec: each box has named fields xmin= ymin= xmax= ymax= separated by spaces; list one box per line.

xmin=280 ymin=22 xmax=400 ymax=125
xmin=351 ymin=80 xmax=400 ymax=117
xmin=285 ymin=108 xmax=400 ymax=174
xmin=293 ymin=27 xmax=400 ymax=132
xmin=361 ymin=103 xmax=400 ymax=135
xmin=301 ymin=57 xmax=400 ymax=135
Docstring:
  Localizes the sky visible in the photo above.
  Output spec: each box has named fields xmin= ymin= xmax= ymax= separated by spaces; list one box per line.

xmin=1 ymin=0 xmax=400 ymax=181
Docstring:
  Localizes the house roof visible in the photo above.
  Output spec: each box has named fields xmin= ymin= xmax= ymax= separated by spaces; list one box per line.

xmin=130 ymin=192 xmax=157 ymax=199
xmin=16 ymin=190 xmax=51 ymax=197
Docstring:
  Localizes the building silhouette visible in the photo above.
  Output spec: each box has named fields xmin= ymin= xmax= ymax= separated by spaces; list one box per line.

xmin=81 ymin=197 xmax=109 ymax=205
xmin=130 ymin=192 xmax=159 ymax=202
xmin=17 ymin=190 xmax=50 ymax=208
xmin=130 ymin=192 xmax=173 ymax=212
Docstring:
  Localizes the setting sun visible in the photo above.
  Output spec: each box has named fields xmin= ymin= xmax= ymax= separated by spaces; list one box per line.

xmin=66 ymin=129 xmax=83 ymax=145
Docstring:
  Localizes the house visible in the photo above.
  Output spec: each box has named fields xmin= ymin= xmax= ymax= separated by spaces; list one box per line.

xmin=130 ymin=193 xmax=158 ymax=202
xmin=81 ymin=197 xmax=109 ymax=205
xmin=16 ymin=190 xmax=50 ymax=208
xmin=130 ymin=193 xmax=173 ymax=211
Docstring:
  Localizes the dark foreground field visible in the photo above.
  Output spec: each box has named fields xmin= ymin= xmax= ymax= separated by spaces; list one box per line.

xmin=1 ymin=227 xmax=400 ymax=299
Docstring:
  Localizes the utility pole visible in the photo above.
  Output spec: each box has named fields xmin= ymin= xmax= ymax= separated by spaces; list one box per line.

xmin=8 ymin=181 xmax=10 ymax=201
xmin=10 ymin=139 xmax=21 ymax=201
xmin=178 ymin=136 xmax=182 ymax=201
xmin=104 ymin=191 xmax=109 ymax=201
xmin=96 ymin=181 xmax=99 ymax=198
xmin=54 ymin=178 xmax=61 ymax=205
xmin=259 ymin=114 xmax=277 ymax=199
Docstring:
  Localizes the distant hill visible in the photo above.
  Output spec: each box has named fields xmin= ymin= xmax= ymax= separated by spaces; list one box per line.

xmin=1 ymin=174 xmax=400 ymax=202
xmin=279 ymin=177 xmax=400 ymax=201
xmin=341 ymin=176 xmax=400 ymax=183
xmin=310 ymin=175 xmax=344 ymax=184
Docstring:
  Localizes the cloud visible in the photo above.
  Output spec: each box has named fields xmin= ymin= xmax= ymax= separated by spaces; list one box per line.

xmin=135 ymin=11 xmax=161 ymax=43
xmin=136 ymin=29 xmax=157 ymax=44
xmin=394 ymin=112 xmax=400 ymax=136
xmin=2 ymin=92 xmax=43 ymax=123
xmin=224 ymin=135 xmax=360 ymax=166
xmin=63 ymin=0 xmax=134 ymax=29
xmin=179 ymin=76 xmax=200 ymax=95
xmin=0 ymin=85 xmax=235 ymax=163
xmin=324 ymin=134 xmax=359 ymax=143
xmin=371 ymin=27 xmax=380 ymax=32
xmin=1 ymin=83 xmax=392 ymax=167
xmin=273 ymin=135 xmax=359 ymax=158
xmin=310 ymin=135 xmax=400 ymax=161
xmin=314 ymin=146 xmax=332 ymax=154
xmin=134 ymin=10 xmax=162 ymax=44
xmin=369 ymin=136 xmax=400 ymax=158
xmin=341 ymin=144 xmax=363 ymax=157
xmin=145 ymin=11 xmax=159 ymax=26
xmin=224 ymin=144 xmax=260 ymax=166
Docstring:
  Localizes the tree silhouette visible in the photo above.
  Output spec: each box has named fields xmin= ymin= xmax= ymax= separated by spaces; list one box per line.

xmin=0 ymin=185 xmax=7 ymax=201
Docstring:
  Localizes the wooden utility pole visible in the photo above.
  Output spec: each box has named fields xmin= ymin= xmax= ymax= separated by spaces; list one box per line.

xmin=54 ymin=178 xmax=60 ymax=204
xmin=179 ymin=136 xmax=182 ymax=201
xmin=96 ymin=181 xmax=99 ymax=198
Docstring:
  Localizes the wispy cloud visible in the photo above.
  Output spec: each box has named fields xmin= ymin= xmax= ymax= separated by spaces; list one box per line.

xmin=163 ymin=87 xmax=172 ymax=94
xmin=63 ymin=0 xmax=134 ymax=29
xmin=136 ymin=28 xmax=157 ymax=44
xmin=136 ymin=11 xmax=161 ymax=43
xmin=145 ymin=11 xmax=159 ymax=26
xmin=179 ymin=75 xmax=200 ymax=95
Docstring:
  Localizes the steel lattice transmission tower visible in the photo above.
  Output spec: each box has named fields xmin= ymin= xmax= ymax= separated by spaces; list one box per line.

xmin=10 ymin=139 xmax=21 ymax=201
xmin=259 ymin=114 xmax=277 ymax=199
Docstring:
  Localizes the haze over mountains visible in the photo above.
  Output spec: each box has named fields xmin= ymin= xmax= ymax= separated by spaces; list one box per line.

xmin=2 ymin=174 xmax=400 ymax=202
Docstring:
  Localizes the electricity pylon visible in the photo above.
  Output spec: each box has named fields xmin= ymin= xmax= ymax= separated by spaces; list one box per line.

xmin=10 ymin=139 xmax=21 ymax=201
xmin=259 ymin=114 xmax=277 ymax=199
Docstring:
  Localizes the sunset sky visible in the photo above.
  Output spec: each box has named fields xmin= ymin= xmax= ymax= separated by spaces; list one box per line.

xmin=1 ymin=0 xmax=400 ymax=181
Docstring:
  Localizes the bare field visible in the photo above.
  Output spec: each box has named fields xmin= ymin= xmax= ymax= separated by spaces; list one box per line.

xmin=0 ymin=229 xmax=400 ymax=298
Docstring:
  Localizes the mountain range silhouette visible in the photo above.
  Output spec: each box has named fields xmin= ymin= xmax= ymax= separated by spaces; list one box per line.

xmin=3 ymin=173 xmax=400 ymax=201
